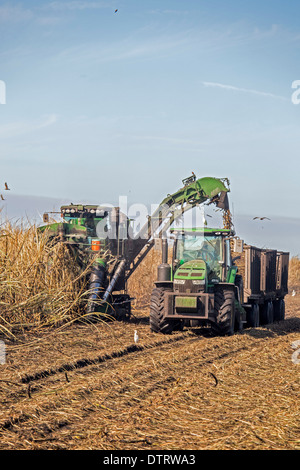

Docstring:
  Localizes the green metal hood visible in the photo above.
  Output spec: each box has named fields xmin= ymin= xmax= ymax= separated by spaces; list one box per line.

xmin=174 ymin=259 xmax=207 ymax=280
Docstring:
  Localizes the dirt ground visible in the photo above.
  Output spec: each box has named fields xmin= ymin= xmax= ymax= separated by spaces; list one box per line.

xmin=0 ymin=290 xmax=299 ymax=450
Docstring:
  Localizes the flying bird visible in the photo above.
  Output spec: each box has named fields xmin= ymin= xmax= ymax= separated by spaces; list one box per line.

xmin=1 ymin=195 xmax=5 ymax=201
xmin=134 ymin=330 xmax=139 ymax=344
xmin=4 ymin=182 xmax=10 ymax=190
xmin=253 ymin=217 xmax=270 ymax=220
xmin=114 ymin=9 xmax=118 ymax=13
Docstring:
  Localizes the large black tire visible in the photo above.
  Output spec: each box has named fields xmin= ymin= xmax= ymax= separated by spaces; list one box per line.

xmin=246 ymin=303 xmax=260 ymax=328
xmin=273 ymin=298 xmax=285 ymax=322
xmin=260 ymin=301 xmax=274 ymax=325
xmin=211 ymin=287 xmax=236 ymax=336
xmin=150 ymin=287 xmax=180 ymax=334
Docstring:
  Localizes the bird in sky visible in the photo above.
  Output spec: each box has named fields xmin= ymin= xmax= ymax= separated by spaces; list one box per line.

xmin=4 ymin=182 xmax=10 ymax=190
xmin=253 ymin=217 xmax=271 ymax=220
xmin=1 ymin=195 xmax=5 ymax=201
xmin=114 ymin=9 xmax=118 ymax=13
xmin=134 ymin=330 xmax=139 ymax=343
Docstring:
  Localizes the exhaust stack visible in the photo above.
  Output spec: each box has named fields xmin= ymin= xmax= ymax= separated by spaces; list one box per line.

xmin=157 ymin=238 xmax=171 ymax=282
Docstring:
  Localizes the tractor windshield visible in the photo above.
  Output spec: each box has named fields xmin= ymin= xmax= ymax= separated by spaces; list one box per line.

xmin=176 ymin=234 xmax=223 ymax=280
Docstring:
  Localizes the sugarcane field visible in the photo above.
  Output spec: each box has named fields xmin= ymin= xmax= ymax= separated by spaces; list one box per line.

xmin=1 ymin=0 xmax=300 ymax=458
xmin=0 ymin=205 xmax=299 ymax=451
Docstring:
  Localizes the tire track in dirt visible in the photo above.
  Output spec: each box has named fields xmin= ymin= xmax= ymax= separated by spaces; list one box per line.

xmin=0 ymin=332 xmax=251 ymax=432
xmin=0 ymin=317 xmax=299 ymax=449
xmin=0 ymin=332 xmax=274 ymax=432
xmin=15 ymin=317 xmax=294 ymax=386
xmin=19 ymin=331 xmax=193 ymax=384
xmin=2 ymin=318 xmax=299 ymax=399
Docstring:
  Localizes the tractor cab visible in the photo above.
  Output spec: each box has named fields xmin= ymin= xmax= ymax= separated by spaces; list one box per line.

xmin=171 ymin=228 xmax=236 ymax=291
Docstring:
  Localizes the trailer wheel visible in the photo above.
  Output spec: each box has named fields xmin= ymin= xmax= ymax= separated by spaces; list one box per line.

xmin=246 ymin=304 xmax=260 ymax=328
xmin=211 ymin=287 xmax=235 ymax=336
xmin=150 ymin=287 xmax=180 ymax=334
xmin=274 ymin=298 xmax=285 ymax=322
xmin=260 ymin=301 xmax=274 ymax=325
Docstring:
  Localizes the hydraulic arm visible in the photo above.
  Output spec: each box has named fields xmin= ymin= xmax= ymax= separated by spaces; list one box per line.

xmin=125 ymin=175 xmax=231 ymax=279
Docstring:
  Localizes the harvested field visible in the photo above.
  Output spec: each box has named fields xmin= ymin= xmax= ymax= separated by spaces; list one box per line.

xmin=0 ymin=288 xmax=299 ymax=450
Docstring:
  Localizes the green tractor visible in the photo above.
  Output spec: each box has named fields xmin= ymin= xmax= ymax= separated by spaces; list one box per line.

xmin=150 ymin=227 xmax=246 ymax=336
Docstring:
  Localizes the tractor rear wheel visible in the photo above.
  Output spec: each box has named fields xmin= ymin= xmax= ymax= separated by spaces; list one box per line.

xmin=150 ymin=287 xmax=181 ymax=334
xmin=212 ymin=287 xmax=235 ymax=336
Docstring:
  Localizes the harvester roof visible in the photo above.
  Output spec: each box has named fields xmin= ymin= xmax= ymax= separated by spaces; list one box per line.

xmin=61 ymin=204 xmax=108 ymax=218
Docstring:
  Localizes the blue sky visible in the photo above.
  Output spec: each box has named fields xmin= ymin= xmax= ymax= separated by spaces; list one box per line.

xmin=0 ymin=0 xmax=299 ymax=253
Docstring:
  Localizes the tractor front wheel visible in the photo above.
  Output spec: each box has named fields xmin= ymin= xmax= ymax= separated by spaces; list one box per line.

xmin=150 ymin=287 xmax=181 ymax=334
xmin=212 ymin=287 xmax=235 ymax=336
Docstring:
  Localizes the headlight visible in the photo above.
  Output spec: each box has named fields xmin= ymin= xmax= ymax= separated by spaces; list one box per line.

xmin=174 ymin=279 xmax=185 ymax=285
xmin=192 ymin=280 xmax=205 ymax=285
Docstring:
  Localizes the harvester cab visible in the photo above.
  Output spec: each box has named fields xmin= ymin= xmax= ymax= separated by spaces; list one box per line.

xmin=41 ymin=204 xmax=109 ymax=242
